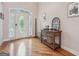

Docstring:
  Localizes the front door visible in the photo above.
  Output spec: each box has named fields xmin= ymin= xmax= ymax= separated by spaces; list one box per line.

xmin=9 ymin=8 xmax=32 ymax=39
xmin=15 ymin=11 xmax=30 ymax=38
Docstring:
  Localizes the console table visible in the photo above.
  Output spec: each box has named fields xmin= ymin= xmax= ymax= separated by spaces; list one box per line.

xmin=41 ymin=29 xmax=62 ymax=50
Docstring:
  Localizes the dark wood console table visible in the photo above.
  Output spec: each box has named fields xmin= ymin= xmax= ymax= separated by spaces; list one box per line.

xmin=41 ymin=29 xmax=62 ymax=50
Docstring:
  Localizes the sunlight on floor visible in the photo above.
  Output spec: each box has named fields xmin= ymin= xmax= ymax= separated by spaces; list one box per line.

xmin=17 ymin=42 xmax=26 ymax=56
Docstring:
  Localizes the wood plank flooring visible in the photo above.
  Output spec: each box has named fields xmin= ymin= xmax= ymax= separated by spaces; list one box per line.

xmin=32 ymin=38 xmax=74 ymax=56
xmin=0 ymin=38 xmax=74 ymax=56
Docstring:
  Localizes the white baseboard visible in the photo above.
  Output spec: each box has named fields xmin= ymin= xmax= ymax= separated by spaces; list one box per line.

xmin=61 ymin=45 xmax=79 ymax=56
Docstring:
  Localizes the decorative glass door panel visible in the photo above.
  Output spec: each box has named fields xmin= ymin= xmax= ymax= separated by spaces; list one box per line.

xmin=18 ymin=15 xmax=25 ymax=34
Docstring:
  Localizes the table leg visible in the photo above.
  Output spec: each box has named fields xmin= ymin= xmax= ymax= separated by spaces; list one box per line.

xmin=59 ymin=33 xmax=61 ymax=48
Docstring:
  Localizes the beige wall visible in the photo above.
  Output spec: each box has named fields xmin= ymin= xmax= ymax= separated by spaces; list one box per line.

xmin=37 ymin=2 xmax=79 ymax=55
xmin=3 ymin=2 xmax=38 ymax=40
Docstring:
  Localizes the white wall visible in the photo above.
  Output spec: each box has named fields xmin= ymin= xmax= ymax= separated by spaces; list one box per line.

xmin=3 ymin=2 xmax=38 ymax=41
xmin=37 ymin=2 xmax=79 ymax=55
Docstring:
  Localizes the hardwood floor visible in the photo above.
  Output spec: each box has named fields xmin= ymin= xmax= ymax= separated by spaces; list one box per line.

xmin=0 ymin=38 xmax=74 ymax=56
xmin=32 ymin=38 xmax=74 ymax=56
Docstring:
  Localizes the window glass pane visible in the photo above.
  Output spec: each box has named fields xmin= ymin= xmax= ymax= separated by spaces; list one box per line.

xmin=9 ymin=13 xmax=15 ymax=37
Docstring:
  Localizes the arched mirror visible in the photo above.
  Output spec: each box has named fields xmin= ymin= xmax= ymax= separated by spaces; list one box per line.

xmin=52 ymin=17 xmax=60 ymax=31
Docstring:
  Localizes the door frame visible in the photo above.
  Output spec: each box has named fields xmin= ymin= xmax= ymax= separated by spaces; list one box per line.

xmin=9 ymin=8 xmax=32 ymax=40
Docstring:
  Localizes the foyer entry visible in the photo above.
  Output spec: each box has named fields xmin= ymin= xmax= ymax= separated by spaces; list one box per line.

xmin=9 ymin=8 xmax=32 ymax=39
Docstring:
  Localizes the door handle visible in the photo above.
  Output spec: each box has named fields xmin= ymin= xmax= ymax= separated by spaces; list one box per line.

xmin=15 ymin=24 xmax=17 ymax=26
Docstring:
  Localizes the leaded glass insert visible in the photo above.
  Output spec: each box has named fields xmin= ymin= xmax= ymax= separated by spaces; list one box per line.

xmin=18 ymin=15 xmax=25 ymax=33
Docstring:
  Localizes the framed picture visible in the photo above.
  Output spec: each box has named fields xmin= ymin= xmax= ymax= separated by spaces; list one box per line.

xmin=68 ymin=2 xmax=79 ymax=17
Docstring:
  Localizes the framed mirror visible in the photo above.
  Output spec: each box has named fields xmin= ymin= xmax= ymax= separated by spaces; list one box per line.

xmin=52 ymin=17 xmax=60 ymax=31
